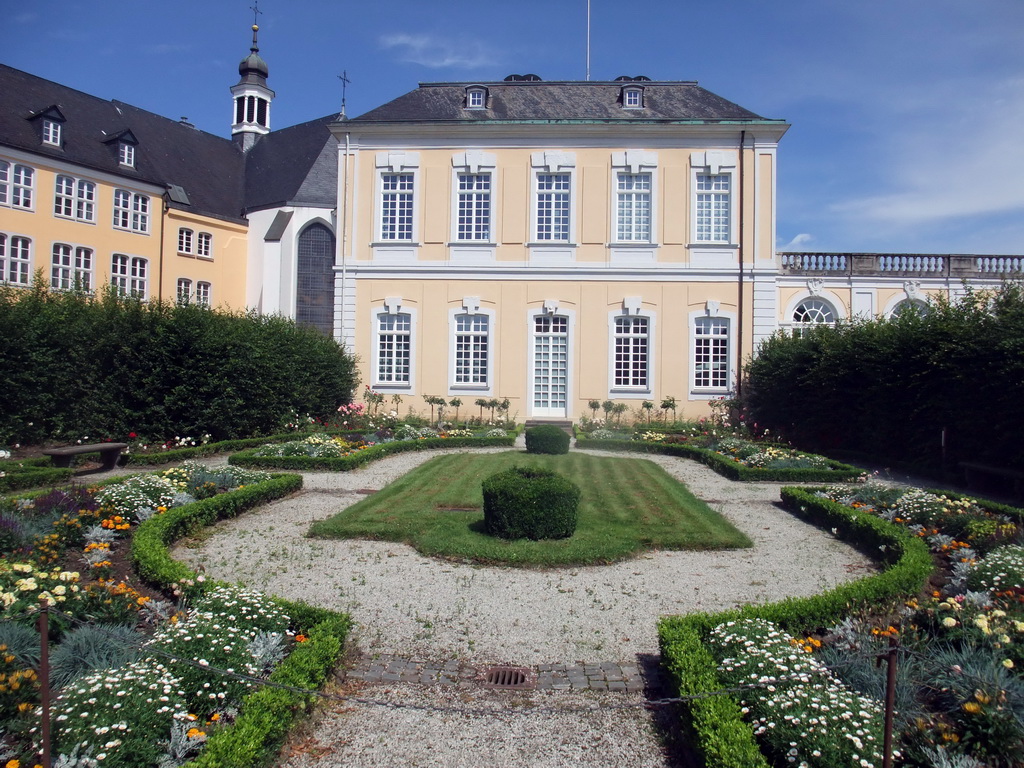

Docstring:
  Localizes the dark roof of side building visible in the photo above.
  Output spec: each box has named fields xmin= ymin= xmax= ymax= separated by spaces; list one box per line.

xmin=0 ymin=64 xmax=247 ymax=223
xmin=244 ymin=114 xmax=338 ymax=212
xmin=350 ymin=80 xmax=779 ymax=124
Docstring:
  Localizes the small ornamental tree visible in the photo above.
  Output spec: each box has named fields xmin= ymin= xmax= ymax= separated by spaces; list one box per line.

xmin=482 ymin=466 xmax=580 ymax=540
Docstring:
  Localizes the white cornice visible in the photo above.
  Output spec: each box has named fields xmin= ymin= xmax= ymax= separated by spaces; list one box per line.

xmin=341 ymin=263 xmax=769 ymax=282
xmin=0 ymin=145 xmax=166 ymax=195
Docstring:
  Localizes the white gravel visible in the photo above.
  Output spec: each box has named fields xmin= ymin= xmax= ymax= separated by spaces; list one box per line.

xmin=166 ymin=443 xmax=876 ymax=767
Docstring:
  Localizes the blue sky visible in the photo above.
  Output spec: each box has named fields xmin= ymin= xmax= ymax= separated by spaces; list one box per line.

xmin=5 ymin=0 xmax=1023 ymax=255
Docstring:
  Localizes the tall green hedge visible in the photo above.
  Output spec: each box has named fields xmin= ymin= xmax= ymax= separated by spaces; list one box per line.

xmin=0 ymin=284 xmax=358 ymax=443
xmin=742 ymin=282 xmax=1024 ymax=475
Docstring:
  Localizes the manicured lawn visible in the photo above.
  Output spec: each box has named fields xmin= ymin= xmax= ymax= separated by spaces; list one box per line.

xmin=308 ymin=451 xmax=752 ymax=565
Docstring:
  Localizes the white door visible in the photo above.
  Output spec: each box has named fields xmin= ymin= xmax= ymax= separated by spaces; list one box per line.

xmin=532 ymin=314 xmax=568 ymax=417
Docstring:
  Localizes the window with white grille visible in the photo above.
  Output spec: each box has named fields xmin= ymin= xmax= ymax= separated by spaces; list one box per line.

xmin=51 ymin=244 xmax=93 ymax=290
xmin=693 ymin=317 xmax=730 ymax=390
xmin=695 ymin=174 xmax=730 ymax=242
xmin=456 ymin=173 xmax=491 ymax=241
xmin=453 ymin=314 xmax=489 ymax=386
xmin=111 ymin=254 xmax=147 ymax=297
xmin=535 ymin=173 xmax=571 ymax=242
xmin=376 ymin=312 xmax=412 ymax=384
xmin=613 ymin=316 xmax=649 ymax=388
xmin=380 ymin=173 xmax=414 ymax=241
xmin=615 ymin=172 xmax=652 ymax=242
xmin=0 ymin=234 xmax=32 ymax=285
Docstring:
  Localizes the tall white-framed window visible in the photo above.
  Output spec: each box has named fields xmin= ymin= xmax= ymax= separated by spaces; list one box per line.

xmin=449 ymin=307 xmax=494 ymax=392
xmin=196 ymin=281 xmax=212 ymax=307
xmin=0 ymin=234 xmax=32 ymax=285
xmin=466 ymin=87 xmax=486 ymax=108
xmin=379 ymin=173 xmax=415 ymax=241
xmin=529 ymin=306 xmax=574 ymax=418
xmin=111 ymin=254 xmax=147 ymax=298
xmin=113 ymin=189 xmax=149 ymax=233
xmin=42 ymin=119 xmax=61 ymax=146
xmin=622 ymin=87 xmax=643 ymax=108
xmin=373 ymin=303 xmax=416 ymax=388
xmin=51 ymin=244 xmax=93 ymax=291
xmin=615 ymin=172 xmax=652 ymax=242
xmin=196 ymin=232 xmax=212 ymax=258
xmin=534 ymin=172 xmax=572 ymax=242
xmin=7 ymin=164 xmax=34 ymax=210
xmin=176 ymin=277 xmax=192 ymax=303
xmin=119 ymin=142 xmax=135 ymax=167
xmin=695 ymin=174 xmax=731 ymax=243
xmin=455 ymin=173 xmax=492 ymax=241
xmin=608 ymin=303 xmax=655 ymax=397
xmin=54 ymin=176 xmax=96 ymax=222
xmin=692 ymin=316 xmax=731 ymax=391
xmin=178 ymin=227 xmax=194 ymax=254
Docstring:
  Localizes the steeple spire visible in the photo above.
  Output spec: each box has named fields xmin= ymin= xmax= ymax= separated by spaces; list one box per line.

xmin=230 ymin=1 xmax=275 ymax=150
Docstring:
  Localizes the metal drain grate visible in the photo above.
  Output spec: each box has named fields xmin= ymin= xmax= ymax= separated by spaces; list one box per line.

xmin=482 ymin=666 xmax=534 ymax=690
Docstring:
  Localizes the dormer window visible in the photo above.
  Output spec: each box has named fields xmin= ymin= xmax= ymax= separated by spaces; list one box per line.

xmin=465 ymin=87 xmax=487 ymax=109
xmin=622 ymin=87 xmax=643 ymax=109
xmin=42 ymin=119 xmax=62 ymax=146
xmin=119 ymin=141 xmax=135 ymax=167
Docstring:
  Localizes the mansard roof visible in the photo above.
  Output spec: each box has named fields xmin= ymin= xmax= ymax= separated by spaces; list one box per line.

xmin=0 ymin=64 xmax=246 ymax=223
xmin=350 ymin=79 xmax=782 ymax=124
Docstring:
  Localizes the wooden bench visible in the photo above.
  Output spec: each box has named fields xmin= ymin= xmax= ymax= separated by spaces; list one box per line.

xmin=959 ymin=461 xmax=1024 ymax=500
xmin=42 ymin=442 xmax=128 ymax=471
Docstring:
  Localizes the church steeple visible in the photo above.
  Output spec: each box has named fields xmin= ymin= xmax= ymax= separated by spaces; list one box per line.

xmin=230 ymin=4 xmax=275 ymax=151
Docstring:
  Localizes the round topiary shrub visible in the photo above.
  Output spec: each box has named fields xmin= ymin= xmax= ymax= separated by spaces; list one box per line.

xmin=525 ymin=425 xmax=570 ymax=455
xmin=482 ymin=466 xmax=580 ymax=540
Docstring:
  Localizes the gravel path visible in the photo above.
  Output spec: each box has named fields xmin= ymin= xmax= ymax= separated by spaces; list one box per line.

xmin=165 ymin=443 xmax=876 ymax=767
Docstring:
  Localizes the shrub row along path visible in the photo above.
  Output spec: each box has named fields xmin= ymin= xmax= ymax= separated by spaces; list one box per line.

xmin=165 ymin=440 xmax=876 ymax=767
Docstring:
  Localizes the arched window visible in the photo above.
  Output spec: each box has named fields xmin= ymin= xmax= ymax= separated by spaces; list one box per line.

xmin=296 ymin=223 xmax=335 ymax=336
xmin=889 ymin=298 xmax=929 ymax=319
xmin=792 ymin=298 xmax=836 ymax=325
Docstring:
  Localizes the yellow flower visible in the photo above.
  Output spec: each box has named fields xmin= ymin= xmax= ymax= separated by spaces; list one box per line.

xmin=6 ymin=758 xmax=21 ymax=768
xmin=963 ymin=701 xmax=983 ymax=714
xmin=1003 ymin=659 xmax=1015 ymax=669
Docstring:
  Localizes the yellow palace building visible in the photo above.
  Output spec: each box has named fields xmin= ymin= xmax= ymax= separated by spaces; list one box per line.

xmin=2 ymin=28 xmax=1021 ymax=421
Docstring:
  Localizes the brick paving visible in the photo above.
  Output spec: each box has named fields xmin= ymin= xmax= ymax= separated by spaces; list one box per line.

xmin=343 ymin=654 xmax=663 ymax=693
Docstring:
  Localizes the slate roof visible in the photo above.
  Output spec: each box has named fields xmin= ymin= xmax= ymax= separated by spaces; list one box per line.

xmin=351 ymin=80 xmax=779 ymax=124
xmin=243 ymin=114 xmax=338 ymax=211
xmin=0 ymin=64 xmax=246 ymax=223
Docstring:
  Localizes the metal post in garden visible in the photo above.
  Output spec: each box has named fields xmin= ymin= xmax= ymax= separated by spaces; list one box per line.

xmin=879 ymin=635 xmax=898 ymax=768
xmin=37 ymin=597 xmax=52 ymax=768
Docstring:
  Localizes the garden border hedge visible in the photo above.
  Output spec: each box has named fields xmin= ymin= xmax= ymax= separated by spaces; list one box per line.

xmin=121 ymin=430 xmax=368 ymax=466
xmin=577 ymin=437 xmax=865 ymax=482
xmin=228 ymin=435 xmax=516 ymax=471
xmin=128 ymin=473 xmax=353 ymax=768
xmin=0 ymin=463 xmax=74 ymax=492
xmin=657 ymin=486 xmax=935 ymax=768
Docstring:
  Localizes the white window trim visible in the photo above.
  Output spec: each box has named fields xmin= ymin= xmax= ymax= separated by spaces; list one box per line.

xmin=465 ymin=87 xmax=487 ymax=109
xmin=0 ymin=232 xmax=33 ymax=286
xmin=196 ymin=280 xmax=212 ymax=307
xmin=111 ymin=253 xmax=149 ymax=299
xmin=622 ymin=87 xmax=643 ymax=109
xmin=689 ymin=306 xmax=737 ymax=399
xmin=177 ymin=277 xmax=193 ymax=303
xmin=782 ymin=291 xmax=846 ymax=332
xmin=371 ymin=302 xmax=417 ymax=392
xmin=374 ymin=152 xmax=420 ymax=244
xmin=526 ymin=305 xmax=576 ymax=419
xmin=119 ymin=142 xmax=135 ymax=168
xmin=113 ymin=189 xmax=150 ymax=234
xmin=196 ymin=232 xmax=213 ymax=259
xmin=611 ymin=150 xmax=658 ymax=245
xmin=50 ymin=242 xmax=94 ymax=291
xmin=689 ymin=151 xmax=737 ymax=246
xmin=607 ymin=303 xmax=655 ymax=398
xmin=448 ymin=303 xmax=495 ymax=396
xmin=530 ymin=151 xmax=577 ymax=245
xmin=8 ymin=163 xmax=34 ymax=211
xmin=178 ymin=227 xmax=194 ymax=255
xmin=450 ymin=151 xmax=497 ymax=244
xmin=54 ymin=175 xmax=97 ymax=223
xmin=42 ymin=119 xmax=62 ymax=146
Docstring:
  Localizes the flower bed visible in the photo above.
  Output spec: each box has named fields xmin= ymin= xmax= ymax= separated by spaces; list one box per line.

xmin=577 ymin=433 xmax=864 ymax=482
xmin=0 ymin=456 xmax=73 ymax=493
xmin=230 ymin=432 xmax=516 ymax=471
xmin=1 ymin=464 xmax=350 ymax=768
xmin=659 ymin=483 xmax=1024 ymax=768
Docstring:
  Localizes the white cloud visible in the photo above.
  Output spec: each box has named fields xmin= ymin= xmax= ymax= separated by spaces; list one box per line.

xmin=831 ymin=77 xmax=1024 ymax=228
xmin=378 ymin=33 xmax=494 ymax=69
xmin=778 ymin=233 xmax=815 ymax=251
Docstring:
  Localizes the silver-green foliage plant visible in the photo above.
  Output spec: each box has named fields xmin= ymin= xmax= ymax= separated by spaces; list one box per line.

xmin=49 ymin=624 xmax=146 ymax=689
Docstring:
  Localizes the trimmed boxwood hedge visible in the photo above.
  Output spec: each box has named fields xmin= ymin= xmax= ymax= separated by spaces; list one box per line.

xmin=577 ymin=436 xmax=865 ymax=482
xmin=657 ymin=486 xmax=935 ymax=768
xmin=0 ymin=462 xmax=74 ymax=492
xmin=228 ymin=435 xmax=516 ymax=471
xmin=524 ymin=425 xmax=570 ymax=455
xmin=482 ymin=465 xmax=580 ymax=540
xmin=122 ymin=430 xmax=369 ymax=466
xmin=129 ymin=473 xmax=353 ymax=768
